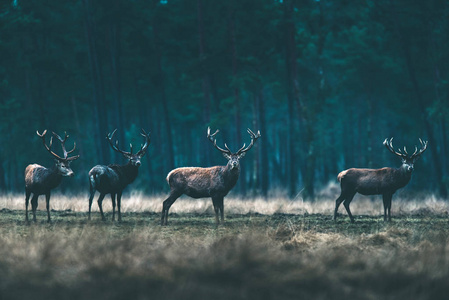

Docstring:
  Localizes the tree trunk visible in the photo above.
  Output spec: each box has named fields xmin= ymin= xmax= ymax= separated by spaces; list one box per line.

xmin=71 ymin=96 xmax=86 ymax=173
xmin=197 ymin=0 xmax=212 ymax=167
xmin=300 ymin=0 xmax=329 ymax=200
xmin=399 ymin=33 xmax=447 ymax=198
xmin=227 ymin=8 xmax=245 ymax=194
xmin=284 ymin=0 xmax=298 ymax=198
xmin=109 ymin=0 xmax=125 ymax=158
xmin=258 ymin=89 xmax=268 ymax=197
xmin=152 ymin=23 xmax=175 ymax=171
xmin=82 ymin=0 xmax=109 ymax=164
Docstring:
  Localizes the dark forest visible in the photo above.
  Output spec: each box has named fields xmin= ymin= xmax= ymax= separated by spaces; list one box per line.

xmin=1 ymin=0 xmax=448 ymax=199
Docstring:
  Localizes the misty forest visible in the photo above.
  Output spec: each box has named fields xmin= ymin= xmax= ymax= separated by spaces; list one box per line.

xmin=1 ymin=0 xmax=448 ymax=199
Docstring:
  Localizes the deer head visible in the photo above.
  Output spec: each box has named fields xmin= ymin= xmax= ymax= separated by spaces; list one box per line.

xmin=36 ymin=130 xmax=80 ymax=177
xmin=207 ymin=127 xmax=261 ymax=170
xmin=107 ymin=129 xmax=151 ymax=166
xmin=383 ymin=138 xmax=428 ymax=172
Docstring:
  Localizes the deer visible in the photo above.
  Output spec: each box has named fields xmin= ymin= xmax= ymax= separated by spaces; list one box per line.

xmin=25 ymin=130 xmax=80 ymax=223
xmin=88 ymin=129 xmax=150 ymax=222
xmin=161 ymin=127 xmax=261 ymax=226
xmin=334 ymin=138 xmax=428 ymax=223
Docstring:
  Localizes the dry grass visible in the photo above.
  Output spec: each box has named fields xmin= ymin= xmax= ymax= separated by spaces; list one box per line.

xmin=0 ymin=190 xmax=448 ymax=300
xmin=2 ymin=184 xmax=447 ymax=217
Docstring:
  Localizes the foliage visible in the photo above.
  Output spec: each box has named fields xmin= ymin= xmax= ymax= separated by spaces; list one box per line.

xmin=0 ymin=0 xmax=448 ymax=197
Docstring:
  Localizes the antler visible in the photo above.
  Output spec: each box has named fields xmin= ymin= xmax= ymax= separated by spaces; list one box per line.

xmin=36 ymin=130 xmax=79 ymax=161
xmin=207 ymin=127 xmax=232 ymax=155
xmin=236 ymin=128 xmax=261 ymax=155
xmin=383 ymin=138 xmax=408 ymax=159
xmin=107 ymin=129 xmax=151 ymax=157
xmin=51 ymin=131 xmax=79 ymax=161
xmin=383 ymin=137 xmax=428 ymax=160
xmin=136 ymin=128 xmax=151 ymax=157
xmin=410 ymin=138 xmax=428 ymax=160
xmin=107 ymin=129 xmax=132 ymax=157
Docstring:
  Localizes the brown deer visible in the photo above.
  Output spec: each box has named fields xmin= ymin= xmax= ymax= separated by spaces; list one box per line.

xmin=88 ymin=129 xmax=150 ymax=221
xmin=334 ymin=138 xmax=428 ymax=223
xmin=25 ymin=130 xmax=80 ymax=222
xmin=161 ymin=127 xmax=261 ymax=226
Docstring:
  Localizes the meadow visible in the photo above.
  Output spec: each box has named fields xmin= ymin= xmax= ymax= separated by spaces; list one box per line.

xmin=0 ymin=189 xmax=448 ymax=300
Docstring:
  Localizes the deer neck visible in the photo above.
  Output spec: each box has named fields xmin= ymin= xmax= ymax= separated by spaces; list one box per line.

xmin=394 ymin=165 xmax=413 ymax=188
xmin=47 ymin=165 xmax=64 ymax=187
xmin=122 ymin=161 xmax=139 ymax=184
xmin=108 ymin=162 xmax=139 ymax=186
xmin=223 ymin=164 xmax=240 ymax=189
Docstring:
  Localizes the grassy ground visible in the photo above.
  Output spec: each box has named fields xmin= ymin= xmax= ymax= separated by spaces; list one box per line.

xmin=0 ymin=192 xmax=448 ymax=300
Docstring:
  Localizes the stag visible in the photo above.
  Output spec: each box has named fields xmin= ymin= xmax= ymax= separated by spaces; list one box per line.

xmin=88 ymin=129 xmax=150 ymax=221
xmin=334 ymin=138 xmax=428 ymax=223
xmin=161 ymin=127 xmax=261 ymax=226
xmin=25 ymin=130 xmax=79 ymax=222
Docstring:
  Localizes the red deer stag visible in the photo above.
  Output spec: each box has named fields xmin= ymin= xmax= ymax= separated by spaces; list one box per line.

xmin=334 ymin=138 xmax=428 ymax=223
xmin=25 ymin=130 xmax=79 ymax=222
xmin=88 ymin=129 xmax=150 ymax=221
xmin=161 ymin=127 xmax=261 ymax=226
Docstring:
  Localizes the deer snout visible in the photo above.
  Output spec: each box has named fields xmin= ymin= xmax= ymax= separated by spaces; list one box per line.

xmin=407 ymin=165 xmax=414 ymax=172
xmin=67 ymin=170 xmax=75 ymax=177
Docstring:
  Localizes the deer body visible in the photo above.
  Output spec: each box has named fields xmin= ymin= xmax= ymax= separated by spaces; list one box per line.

xmin=88 ymin=129 xmax=150 ymax=222
xmin=167 ymin=165 xmax=240 ymax=199
xmin=334 ymin=138 xmax=427 ymax=223
xmin=338 ymin=167 xmax=412 ymax=196
xmin=90 ymin=163 xmax=139 ymax=194
xmin=161 ymin=127 xmax=260 ymax=226
xmin=25 ymin=131 xmax=79 ymax=222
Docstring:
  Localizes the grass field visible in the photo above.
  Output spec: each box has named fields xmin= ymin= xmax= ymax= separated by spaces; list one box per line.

xmin=0 ymin=191 xmax=448 ymax=300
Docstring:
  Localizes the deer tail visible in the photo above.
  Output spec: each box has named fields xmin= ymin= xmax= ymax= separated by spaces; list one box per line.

xmin=89 ymin=174 xmax=98 ymax=191
xmin=337 ymin=170 xmax=348 ymax=182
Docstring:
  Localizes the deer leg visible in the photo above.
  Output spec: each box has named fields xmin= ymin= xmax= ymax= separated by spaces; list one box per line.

xmin=343 ymin=193 xmax=356 ymax=223
xmin=161 ymin=191 xmax=181 ymax=226
xmin=97 ymin=194 xmax=106 ymax=221
xmin=387 ymin=196 xmax=392 ymax=222
xmin=45 ymin=192 xmax=51 ymax=223
xmin=31 ymin=194 xmax=39 ymax=222
xmin=25 ymin=190 xmax=31 ymax=222
xmin=88 ymin=182 xmax=96 ymax=221
xmin=212 ymin=197 xmax=220 ymax=225
xmin=382 ymin=194 xmax=393 ymax=222
xmin=334 ymin=193 xmax=346 ymax=221
xmin=117 ymin=192 xmax=122 ymax=222
xmin=219 ymin=197 xmax=224 ymax=223
xmin=111 ymin=193 xmax=116 ymax=221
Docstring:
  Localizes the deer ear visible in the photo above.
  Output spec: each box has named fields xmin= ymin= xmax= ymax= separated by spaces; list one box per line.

xmin=223 ymin=153 xmax=231 ymax=160
xmin=238 ymin=152 xmax=246 ymax=159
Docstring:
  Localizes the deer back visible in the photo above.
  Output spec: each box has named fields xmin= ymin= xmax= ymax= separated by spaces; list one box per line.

xmin=89 ymin=161 xmax=141 ymax=194
xmin=89 ymin=165 xmax=121 ymax=193
xmin=25 ymin=164 xmax=63 ymax=194
xmin=167 ymin=165 xmax=239 ymax=198
xmin=338 ymin=167 xmax=412 ymax=195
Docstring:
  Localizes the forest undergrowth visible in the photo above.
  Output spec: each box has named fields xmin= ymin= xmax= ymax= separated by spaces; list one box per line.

xmin=0 ymin=192 xmax=448 ymax=300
